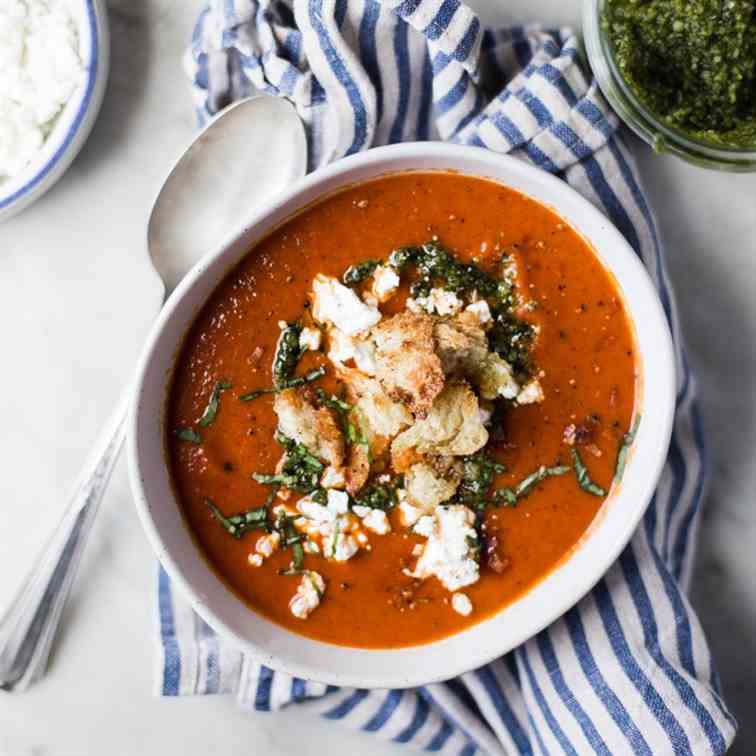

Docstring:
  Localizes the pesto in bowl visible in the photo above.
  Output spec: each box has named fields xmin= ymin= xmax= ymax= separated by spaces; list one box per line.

xmin=603 ymin=0 xmax=756 ymax=149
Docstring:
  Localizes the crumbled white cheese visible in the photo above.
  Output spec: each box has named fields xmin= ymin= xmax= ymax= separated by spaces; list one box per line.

xmin=398 ymin=492 xmax=424 ymax=527
xmin=517 ymin=379 xmax=544 ymax=405
xmin=248 ymin=553 xmax=263 ymax=567
xmin=352 ymin=506 xmax=391 ymax=535
xmin=408 ymin=288 xmax=463 ymax=317
xmin=409 ymin=505 xmax=480 ymax=591
xmin=481 ymin=356 xmax=520 ymax=400
xmin=451 ymin=592 xmax=473 ymax=616
xmin=321 ymin=465 xmax=346 ymax=489
xmin=326 ymin=489 xmax=350 ymax=516
xmin=299 ymin=326 xmax=322 ymax=351
xmin=324 ymin=528 xmax=359 ymax=562
xmin=303 ymin=540 xmax=320 ymax=554
xmin=465 ymin=300 xmax=492 ymax=324
xmin=0 ymin=0 xmax=84 ymax=182
xmin=312 ymin=274 xmax=381 ymax=335
xmin=327 ymin=328 xmax=377 ymax=375
xmin=297 ymin=497 xmax=335 ymax=523
xmin=371 ymin=265 xmax=400 ymax=303
xmin=289 ymin=571 xmax=325 ymax=619
xmin=255 ymin=531 xmax=281 ymax=558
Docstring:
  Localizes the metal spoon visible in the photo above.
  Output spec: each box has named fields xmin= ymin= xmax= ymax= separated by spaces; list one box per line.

xmin=0 ymin=96 xmax=307 ymax=692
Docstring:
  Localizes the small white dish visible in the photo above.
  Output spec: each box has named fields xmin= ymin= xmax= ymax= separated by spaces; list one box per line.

xmin=128 ymin=142 xmax=676 ymax=689
xmin=0 ymin=0 xmax=110 ymax=223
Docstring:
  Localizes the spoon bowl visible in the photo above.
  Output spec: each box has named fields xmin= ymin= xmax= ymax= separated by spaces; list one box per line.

xmin=148 ymin=96 xmax=307 ymax=296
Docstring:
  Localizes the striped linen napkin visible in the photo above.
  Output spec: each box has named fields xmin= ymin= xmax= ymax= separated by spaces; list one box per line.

xmin=157 ymin=1 xmax=738 ymax=753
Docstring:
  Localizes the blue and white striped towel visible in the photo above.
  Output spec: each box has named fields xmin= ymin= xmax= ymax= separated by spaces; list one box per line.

xmin=157 ymin=1 xmax=738 ymax=753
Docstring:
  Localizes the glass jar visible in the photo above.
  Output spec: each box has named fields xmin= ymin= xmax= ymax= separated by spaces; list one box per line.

xmin=582 ymin=0 xmax=756 ymax=172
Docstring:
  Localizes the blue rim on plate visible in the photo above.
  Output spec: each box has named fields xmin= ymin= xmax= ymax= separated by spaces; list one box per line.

xmin=0 ymin=0 xmax=101 ymax=211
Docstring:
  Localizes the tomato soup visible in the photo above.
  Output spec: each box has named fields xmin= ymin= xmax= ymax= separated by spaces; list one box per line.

xmin=167 ymin=172 xmax=637 ymax=648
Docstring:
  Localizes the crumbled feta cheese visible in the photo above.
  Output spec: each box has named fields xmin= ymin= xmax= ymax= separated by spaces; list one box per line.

xmin=289 ymin=571 xmax=325 ymax=619
xmin=248 ymin=553 xmax=263 ymax=567
xmin=326 ymin=489 xmax=350 ymax=515
xmin=299 ymin=326 xmax=322 ymax=351
xmin=303 ymin=540 xmax=320 ymax=555
xmin=312 ymin=275 xmax=381 ymax=335
xmin=413 ymin=514 xmax=435 ymax=537
xmin=465 ymin=300 xmax=492 ymax=324
xmin=451 ymin=592 xmax=473 ymax=616
xmin=517 ymin=379 xmax=544 ymax=405
xmin=398 ymin=492 xmax=424 ymax=527
xmin=255 ymin=531 xmax=281 ymax=558
xmin=352 ymin=506 xmax=391 ymax=535
xmin=409 ymin=506 xmax=480 ymax=591
xmin=410 ymin=288 xmax=463 ymax=317
xmin=326 ymin=328 xmax=377 ymax=375
xmin=481 ymin=356 xmax=520 ymax=400
xmin=371 ymin=265 xmax=401 ymax=303
xmin=297 ymin=497 xmax=335 ymax=523
xmin=0 ymin=0 xmax=84 ymax=182
xmin=325 ymin=529 xmax=359 ymax=562
xmin=321 ymin=465 xmax=346 ymax=489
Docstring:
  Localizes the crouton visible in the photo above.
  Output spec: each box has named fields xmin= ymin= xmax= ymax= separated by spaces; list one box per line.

xmin=369 ymin=311 xmax=444 ymax=418
xmin=434 ymin=314 xmax=520 ymax=400
xmin=274 ymin=388 xmax=345 ymax=468
xmin=391 ymin=381 xmax=488 ymax=469
xmin=339 ymin=367 xmax=413 ymax=455
xmin=405 ymin=462 xmax=461 ymax=510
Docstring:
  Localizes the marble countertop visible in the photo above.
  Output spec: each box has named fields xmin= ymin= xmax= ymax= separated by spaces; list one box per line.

xmin=1 ymin=1 xmax=754 ymax=754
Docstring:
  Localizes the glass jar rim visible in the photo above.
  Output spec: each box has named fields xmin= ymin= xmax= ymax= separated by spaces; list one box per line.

xmin=582 ymin=0 xmax=756 ymax=172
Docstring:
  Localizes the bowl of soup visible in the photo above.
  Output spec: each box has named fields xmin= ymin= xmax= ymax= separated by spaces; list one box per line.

xmin=128 ymin=142 xmax=675 ymax=688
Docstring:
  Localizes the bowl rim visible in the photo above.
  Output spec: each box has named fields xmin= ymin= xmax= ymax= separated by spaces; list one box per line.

xmin=0 ymin=0 xmax=109 ymax=214
xmin=128 ymin=142 xmax=676 ymax=688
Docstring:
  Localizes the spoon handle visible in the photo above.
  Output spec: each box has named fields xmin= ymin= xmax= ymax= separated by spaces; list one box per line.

xmin=0 ymin=385 xmax=132 ymax=692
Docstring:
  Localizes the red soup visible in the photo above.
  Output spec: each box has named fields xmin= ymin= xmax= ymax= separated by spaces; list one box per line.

xmin=167 ymin=171 xmax=638 ymax=648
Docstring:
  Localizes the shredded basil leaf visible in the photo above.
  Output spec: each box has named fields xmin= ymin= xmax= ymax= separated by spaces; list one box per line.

xmin=291 ymin=541 xmax=305 ymax=570
xmin=342 ymin=260 xmax=379 ymax=285
xmin=207 ymin=499 xmax=268 ymax=539
xmin=315 ymin=388 xmax=352 ymax=413
xmin=572 ymin=448 xmax=607 ymax=497
xmin=493 ymin=464 xmax=571 ymax=506
xmin=273 ymin=323 xmax=305 ymax=387
xmin=239 ymin=367 xmax=326 ymax=402
xmin=253 ymin=434 xmax=324 ymax=493
xmin=198 ymin=380 xmax=232 ymax=427
xmin=352 ymin=478 xmax=403 ymax=511
xmin=614 ymin=414 xmax=641 ymax=484
xmin=453 ymin=451 xmax=507 ymax=510
xmin=175 ymin=427 xmax=202 ymax=444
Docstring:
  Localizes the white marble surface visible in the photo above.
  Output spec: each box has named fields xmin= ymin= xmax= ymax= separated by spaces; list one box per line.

xmin=0 ymin=1 xmax=754 ymax=754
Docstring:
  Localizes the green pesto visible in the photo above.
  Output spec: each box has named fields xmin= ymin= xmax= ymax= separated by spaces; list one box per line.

xmin=604 ymin=0 xmax=756 ymax=147
xmin=388 ymin=241 xmax=536 ymax=377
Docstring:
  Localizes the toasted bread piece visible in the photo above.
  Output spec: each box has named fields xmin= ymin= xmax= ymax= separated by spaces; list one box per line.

xmin=339 ymin=367 xmax=413 ymax=456
xmin=404 ymin=462 xmax=461 ymax=510
xmin=435 ymin=313 xmax=520 ymax=400
xmin=369 ymin=311 xmax=444 ymax=418
xmin=274 ymin=388 xmax=345 ymax=468
xmin=391 ymin=381 xmax=488 ymax=470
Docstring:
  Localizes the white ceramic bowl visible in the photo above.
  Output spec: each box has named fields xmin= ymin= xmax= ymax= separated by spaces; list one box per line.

xmin=0 ymin=0 xmax=110 ymax=223
xmin=128 ymin=142 xmax=675 ymax=689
